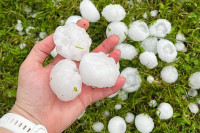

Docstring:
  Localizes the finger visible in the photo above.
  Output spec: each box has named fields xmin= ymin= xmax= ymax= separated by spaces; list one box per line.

xmin=77 ymin=19 xmax=89 ymax=31
xmin=92 ymin=35 xmax=120 ymax=54
xmin=108 ymin=49 xmax=121 ymax=63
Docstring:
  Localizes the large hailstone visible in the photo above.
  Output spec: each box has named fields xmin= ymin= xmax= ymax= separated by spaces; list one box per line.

xmin=79 ymin=52 xmax=120 ymax=88
xmin=135 ymin=114 xmax=154 ymax=133
xmin=53 ymin=23 xmax=92 ymax=61
xmin=92 ymin=122 xmax=104 ymax=132
xmin=120 ymin=67 xmax=142 ymax=92
xmin=128 ymin=20 xmax=149 ymax=42
xmin=108 ymin=116 xmax=126 ymax=133
xmin=141 ymin=37 xmax=158 ymax=54
xmin=115 ymin=43 xmax=138 ymax=60
xmin=106 ymin=22 xmax=128 ymax=43
xmin=188 ymin=103 xmax=199 ymax=114
xmin=65 ymin=15 xmax=83 ymax=25
xmin=50 ymin=59 xmax=82 ymax=101
xmin=139 ymin=52 xmax=158 ymax=69
xmin=157 ymin=39 xmax=177 ymax=63
xmin=80 ymin=0 xmax=100 ymax=22
xmin=102 ymin=4 xmax=126 ymax=22
xmin=149 ymin=19 xmax=171 ymax=37
xmin=161 ymin=66 xmax=178 ymax=83
xmin=157 ymin=103 xmax=173 ymax=120
xmin=189 ymin=72 xmax=200 ymax=89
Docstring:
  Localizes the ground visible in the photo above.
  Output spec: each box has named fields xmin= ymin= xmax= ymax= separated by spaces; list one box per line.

xmin=0 ymin=0 xmax=200 ymax=132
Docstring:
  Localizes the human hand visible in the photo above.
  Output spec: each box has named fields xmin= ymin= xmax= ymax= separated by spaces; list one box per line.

xmin=10 ymin=19 xmax=126 ymax=133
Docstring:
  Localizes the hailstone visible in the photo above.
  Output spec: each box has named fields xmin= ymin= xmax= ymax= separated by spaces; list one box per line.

xmin=143 ymin=12 xmax=148 ymax=19
xmin=65 ymin=15 xmax=83 ymax=24
xmin=108 ymin=116 xmax=126 ymax=133
xmin=147 ymin=76 xmax=154 ymax=84
xmin=50 ymin=47 xmax=57 ymax=58
xmin=157 ymin=103 xmax=173 ymax=120
xmin=141 ymin=37 xmax=158 ymax=54
xmin=50 ymin=59 xmax=82 ymax=101
xmin=92 ymin=122 xmax=104 ymax=132
xmin=161 ymin=65 xmax=178 ymax=83
xmin=115 ymin=104 xmax=122 ymax=110
xmin=175 ymin=42 xmax=185 ymax=52
xmin=120 ymin=67 xmax=142 ymax=92
xmin=150 ymin=10 xmax=158 ymax=17
xmin=139 ymin=52 xmax=158 ymax=69
xmin=125 ymin=112 xmax=135 ymax=123
xmin=118 ymin=90 xmax=128 ymax=101
xmin=189 ymin=72 xmax=200 ymax=89
xmin=176 ymin=32 xmax=186 ymax=42
xmin=188 ymin=103 xmax=199 ymax=114
xmin=103 ymin=111 xmax=110 ymax=117
xmin=53 ymin=23 xmax=92 ymax=61
xmin=79 ymin=52 xmax=120 ymax=88
xmin=188 ymin=89 xmax=198 ymax=97
xmin=149 ymin=100 xmax=157 ymax=107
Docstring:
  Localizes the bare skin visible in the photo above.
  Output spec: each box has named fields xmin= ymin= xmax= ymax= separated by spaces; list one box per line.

xmin=0 ymin=19 xmax=125 ymax=133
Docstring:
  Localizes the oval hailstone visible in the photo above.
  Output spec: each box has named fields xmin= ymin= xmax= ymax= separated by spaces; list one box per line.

xmin=150 ymin=10 xmax=158 ymax=17
xmin=125 ymin=112 xmax=135 ymax=123
xmin=80 ymin=0 xmax=100 ymax=22
xmin=150 ymin=19 xmax=171 ymax=37
xmin=108 ymin=116 xmax=126 ymax=133
xmin=188 ymin=103 xmax=199 ymax=114
xmin=120 ymin=67 xmax=142 ymax=92
xmin=147 ymin=76 xmax=154 ymax=84
xmin=106 ymin=22 xmax=128 ymax=43
xmin=139 ymin=52 xmax=158 ymax=69
xmin=157 ymin=103 xmax=173 ymax=120
xmin=188 ymin=89 xmax=198 ymax=97
xmin=79 ymin=52 xmax=120 ymax=88
xmin=53 ymin=23 xmax=92 ymax=61
xmin=157 ymin=39 xmax=177 ymax=63
xmin=65 ymin=15 xmax=83 ymax=24
xmin=115 ymin=104 xmax=122 ymax=110
xmin=102 ymin=4 xmax=126 ymax=22
xmin=143 ymin=12 xmax=148 ymax=19
xmin=161 ymin=65 xmax=178 ymax=83
xmin=149 ymin=100 xmax=157 ymax=107
xmin=92 ymin=122 xmax=104 ymax=132
xmin=135 ymin=114 xmax=154 ymax=133
xmin=175 ymin=42 xmax=185 ymax=52
xmin=128 ymin=20 xmax=149 ymax=41
xmin=50 ymin=59 xmax=82 ymax=101
xmin=115 ymin=43 xmax=138 ymax=60
xmin=189 ymin=72 xmax=200 ymax=89
xmin=141 ymin=37 xmax=158 ymax=54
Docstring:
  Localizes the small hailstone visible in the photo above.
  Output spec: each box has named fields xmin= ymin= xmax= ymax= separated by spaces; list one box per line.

xmin=147 ymin=76 xmax=154 ymax=84
xmin=24 ymin=6 xmax=32 ymax=14
xmin=125 ymin=113 xmax=135 ymax=123
xmin=103 ymin=111 xmax=110 ymax=117
xmin=188 ymin=103 xmax=199 ymax=114
xmin=175 ymin=42 xmax=185 ymax=52
xmin=176 ymin=32 xmax=186 ymax=42
xmin=19 ymin=43 xmax=26 ymax=49
xmin=106 ymin=22 xmax=128 ymax=43
xmin=31 ymin=13 xmax=37 ymax=18
xmin=135 ymin=113 xmax=154 ymax=133
xmin=95 ymin=101 xmax=101 ymax=107
xmin=120 ymin=67 xmax=141 ymax=92
xmin=102 ymin=4 xmax=126 ymax=22
xmin=157 ymin=39 xmax=177 ymax=63
xmin=157 ymin=103 xmax=173 ymax=120
xmin=188 ymin=89 xmax=198 ymax=97
xmin=16 ymin=20 xmax=23 ymax=32
xmin=115 ymin=104 xmax=122 ymax=110
xmin=149 ymin=100 xmax=157 ymax=107
xmin=78 ymin=110 xmax=86 ymax=119
xmin=26 ymin=26 xmax=35 ymax=35
xmin=107 ymin=91 xmax=119 ymax=98
xmin=139 ymin=52 xmax=158 ymax=69
xmin=53 ymin=23 xmax=92 ymax=61
xmin=189 ymin=72 xmax=200 ymax=89
xmin=80 ymin=0 xmax=100 ymax=22
xmin=92 ymin=122 xmax=104 ymax=132
xmin=79 ymin=52 xmax=120 ymax=88
xmin=118 ymin=90 xmax=128 ymax=101
xmin=39 ymin=32 xmax=47 ymax=39
xmin=128 ymin=20 xmax=149 ymax=42
xmin=149 ymin=19 xmax=171 ymax=37
xmin=141 ymin=37 xmax=158 ymax=54
xmin=108 ymin=116 xmax=126 ymax=133
xmin=115 ymin=43 xmax=138 ymax=60
xmin=65 ymin=15 xmax=83 ymax=25
xmin=150 ymin=10 xmax=158 ymax=17
xmin=143 ymin=12 xmax=148 ymax=19
xmin=50 ymin=59 xmax=82 ymax=101
xmin=60 ymin=19 xmax=65 ymax=25
xmin=161 ymin=65 xmax=178 ymax=83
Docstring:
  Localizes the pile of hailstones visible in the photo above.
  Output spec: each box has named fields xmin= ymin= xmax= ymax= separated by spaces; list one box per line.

xmin=49 ymin=0 xmax=200 ymax=133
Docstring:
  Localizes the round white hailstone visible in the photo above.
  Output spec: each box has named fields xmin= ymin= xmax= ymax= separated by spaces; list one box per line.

xmin=60 ymin=19 xmax=65 ymax=25
xmin=16 ymin=20 xmax=23 ymax=32
xmin=176 ymin=32 xmax=186 ymax=42
xmin=141 ymin=37 xmax=158 ymax=54
xmin=80 ymin=0 xmax=100 ymax=22
xmin=161 ymin=66 xmax=178 ymax=83
xmin=92 ymin=122 xmax=104 ymax=132
xmin=106 ymin=22 xmax=128 ymax=43
xmin=125 ymin=113 xmax=135 ymax=123
xmin=103 ymin=111 xmax=110 ymax=117
xmin=149 ymin=100 xmax=157 ymax=107
xmin=79 ymin=52 xmax=120 ymax=88
xmin=115 ymin=104 xmax=122 ymax=110
xmin=188 ymin=103 xmax=199 ymax=114
xmin=150 ymin=10 xmax=158 ymax=17
xmin=157 ymin=39 xmax=177 ymax=63
xmin=19 ymin=43 xmax=26 ymax=49
xmin=102 ymin=4 xmax=126 ymax=22
xmin=118 ymin=90 xmax=128 ymax=101
xmin=115 ymin=43 xmax=138 ymax=60
xmin=147 ymin=76 xmax=154 ymax=84
xmin=50 ymin=47 xmax=57 ymax=58
xmin=107 ymin=91 xmax=119 ymax=98
xmin=128 ymin=20 xmax=149 ymax=42
xmin=78 ymin=110 xmax=86 ymax=120
xmin=175 ymin=42 xmax=185 ymax=52
xmin=65 ymin=15 xmax=83 ymax=24
xmin=39 ymin=32 xmax=47 ymax=39
xmin=189 ymin=72 xmax=200 ymax=89
xmin=157 ymin=103 xmax=173 ymax=120
xmin=53 ymin=23 xmax=92 ymax=61
xmin=188 ymin=89 xmax=198 ymax=97
xmin=143 ymin=12 xmax=148 ymax=19
xmin=139 ymin=52 xmax=158 ymax=69
xmin=108 ymin=116 xmax=126 ymax=133
xmin=26 ymin=26 xmax=35 ymax=35
xmin=50 ymin=59 xmax=82 ymax=101
xmin=149 ymin=19 xmax=171 ymax=37
xmin=120 ymin=67 xmax=142 ymax=92
xmin=135 ymin=114 xmax=154 ymax=133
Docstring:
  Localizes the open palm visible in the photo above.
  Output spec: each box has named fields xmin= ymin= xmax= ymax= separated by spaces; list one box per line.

xmin=10 ymin=19 xmax=125 ymax=133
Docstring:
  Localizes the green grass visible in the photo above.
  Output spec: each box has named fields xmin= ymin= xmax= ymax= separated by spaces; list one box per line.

xmin=0 ymin=0 xmax=200 ymax=132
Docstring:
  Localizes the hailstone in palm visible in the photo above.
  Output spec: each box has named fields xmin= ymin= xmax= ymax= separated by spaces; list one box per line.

xmin=157 ymin=103 xmax=173 ymax=120
xmin=50 ymin=59 xmax=82 ymax=101
xmin=125 ymin=112 xmax=135 ymax=123
xmin=65 ymin=15 xmax=83 ymax=24
xmin=50 ymin=47 xmax=57 ymax=58
xmin=161 ymin=65 xmax=178 ymax=83
xmin=108 ymin=116 xmax=126 ymax=133
xmin=139 ymin=52 xmax=158 ymax=69
xmin=189 ymin=72 xmax=200 ymax=89
xmin=188 ymin=103 xmax=199 ymax=114
xmin=141 ymin=37 xmax=158 ymax=54
xmin=92 ymin=122 xmax=104 ymax=132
